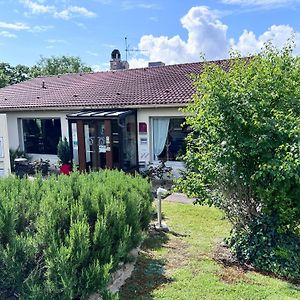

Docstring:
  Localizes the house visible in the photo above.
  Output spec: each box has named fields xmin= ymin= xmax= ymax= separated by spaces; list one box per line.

xmin=0 ymin=52 xmax=231 ymax=175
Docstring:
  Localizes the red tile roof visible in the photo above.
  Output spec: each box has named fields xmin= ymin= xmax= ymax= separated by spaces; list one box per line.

xmin=0 ymin=59 xmax=231 ymax=111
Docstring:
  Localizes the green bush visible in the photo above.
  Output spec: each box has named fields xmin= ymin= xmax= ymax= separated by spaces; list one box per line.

xmin=0 ymin=170 xmax=152 ymax=299
xmin=57 ymin=137 xmax=71 ymax=164
xmin=9 ymin=148 xmax=30 ymax=172
xmin=229 ymin=215 xmax=300 ymax=280
xmin=176 ymin=42 xmax=300 ymax=279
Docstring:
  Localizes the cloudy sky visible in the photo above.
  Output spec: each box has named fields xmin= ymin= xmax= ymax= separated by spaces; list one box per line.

xmin=0 ymin=0 xmax=299 ymax=70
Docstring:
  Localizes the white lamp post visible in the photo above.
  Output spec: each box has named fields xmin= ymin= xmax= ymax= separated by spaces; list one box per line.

xmin=156 ymin=187 xmax=169 ymax=231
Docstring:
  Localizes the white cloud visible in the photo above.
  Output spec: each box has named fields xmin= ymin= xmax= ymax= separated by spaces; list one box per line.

xmin=128 ymin=57 xmax=148 ymax=68
xmin=92 ymin=63 xmax=110 ymax=72
xmin=30 ymin=25 xmax=53 ymax=32
xmin=230 ymin=25 xmax=300 ymax=55
xmin=0 ymin=21 xmax=29 ymax=30
xmin=19 ymin=1 xmax=96 ymax=20
xmin=54 ymin=6 xmax=96 ymax=20
xmin=0 ymin=21 xmax=53 ymax=37
xmin=129 ymin=6 xmax=300 ymax=68
xmin=0 ymin=31 xmax=17 ymax=38
xmin=130 ymin=6 xmax=228 ymax=66
xmin=20 ymin=0 xmax=55 ymax=14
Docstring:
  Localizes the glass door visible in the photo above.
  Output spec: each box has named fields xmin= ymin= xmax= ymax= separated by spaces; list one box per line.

xmin=67 ymin=110 xmax=138 ymax=172
xmin=84 ymin=121 xmax=106 ymax=170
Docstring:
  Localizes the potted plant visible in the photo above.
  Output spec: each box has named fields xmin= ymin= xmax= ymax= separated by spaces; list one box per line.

xmin=57 ymin=137 xmax=71 ymax=175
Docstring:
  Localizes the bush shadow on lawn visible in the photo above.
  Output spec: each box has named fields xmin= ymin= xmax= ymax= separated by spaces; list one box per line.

xmin=119 ymin=226 xmax=173 ymax=300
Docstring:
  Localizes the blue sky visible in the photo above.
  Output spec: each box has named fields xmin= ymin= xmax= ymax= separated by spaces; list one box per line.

xmin=0 ymin=0 xmax=299 ymax=70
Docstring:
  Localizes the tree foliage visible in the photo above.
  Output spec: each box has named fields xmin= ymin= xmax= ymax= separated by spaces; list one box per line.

xmin=31 ymin=55 xmax=92 ymax=77
xmin=0 ymin=63 xmax=30 ymax=88
xmin=0 ymin=55 xmax=92 ymax=88
xmin=177 ymin=42 xmax=300 ymax=279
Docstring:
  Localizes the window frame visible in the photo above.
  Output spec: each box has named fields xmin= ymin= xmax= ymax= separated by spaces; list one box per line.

xmin=150 ymin=116 xmax=188 ymax=163
xmin=21 ymin=117 xmax=62 ymax=155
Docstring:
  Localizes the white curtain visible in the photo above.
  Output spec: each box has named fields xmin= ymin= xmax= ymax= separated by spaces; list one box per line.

xmin=153 ymin=118 xmax=170 ymax=160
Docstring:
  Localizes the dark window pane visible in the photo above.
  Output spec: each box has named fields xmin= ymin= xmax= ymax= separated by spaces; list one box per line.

xmin=157 ymin=118 xmax=189 ymax=161
xmin=23 ymin=118 xmax=62 ymax=154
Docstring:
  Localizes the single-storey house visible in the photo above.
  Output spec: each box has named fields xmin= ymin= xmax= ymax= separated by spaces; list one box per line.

xmin=0 ymin=53 xmax=231 ymax=175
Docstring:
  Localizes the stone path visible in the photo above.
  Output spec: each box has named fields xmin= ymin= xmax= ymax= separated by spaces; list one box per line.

xmin=164 ymin=192 xmax=194 ymax=204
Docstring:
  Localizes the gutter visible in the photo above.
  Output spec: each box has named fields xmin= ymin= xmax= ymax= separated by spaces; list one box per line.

xmin=0 ymin=103 xmax=189 ymax=113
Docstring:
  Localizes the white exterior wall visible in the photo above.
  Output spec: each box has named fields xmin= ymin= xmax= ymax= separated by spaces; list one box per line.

xmin=4 ymin=107 xmax=187 ymax=175
xmin=137 ymin=107 xmax=186 ymax=177
xmin=0 ymin=114 xmax=11 ymax=176
xmin=6 ymin=111 xmax=70 ymax=164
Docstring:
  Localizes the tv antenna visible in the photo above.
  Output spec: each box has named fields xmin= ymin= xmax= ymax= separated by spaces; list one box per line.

xmin=125 ymin=37 xmax=147 ymax=61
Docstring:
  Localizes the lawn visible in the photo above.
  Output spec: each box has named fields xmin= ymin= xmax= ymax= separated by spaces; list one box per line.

xmin=119 ymin=201 xmax=300 ymax=300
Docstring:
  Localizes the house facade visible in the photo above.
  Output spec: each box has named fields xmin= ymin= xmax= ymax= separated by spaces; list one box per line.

xmin=0 ymin=58 xmax=231 ymax=176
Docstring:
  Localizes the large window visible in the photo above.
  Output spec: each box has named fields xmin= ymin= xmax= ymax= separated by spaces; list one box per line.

xmin=22 ymin=118 xmax=62 ymax=154
xmin=152 ymin=117 xmax=189 ymax=161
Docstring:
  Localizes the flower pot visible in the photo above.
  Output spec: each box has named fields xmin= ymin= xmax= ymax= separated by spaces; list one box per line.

xmin=60 ymin=163 xmax=71 ymax=175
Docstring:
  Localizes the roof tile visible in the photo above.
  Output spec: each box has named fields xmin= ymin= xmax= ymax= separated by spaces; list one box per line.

xmin=0 ymin=59 xmax=231 ymax=111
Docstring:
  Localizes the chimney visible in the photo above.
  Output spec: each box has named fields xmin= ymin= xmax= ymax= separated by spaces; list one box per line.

xmin=148 ymin=61 xmax=165 ymax=68
xmin=110 ymin=49 xmax=129 ymax=70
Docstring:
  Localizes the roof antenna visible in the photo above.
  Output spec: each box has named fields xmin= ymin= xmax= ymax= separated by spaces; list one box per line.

xmin=124 ymin=36 xmax=147 ymax=61
xmin=125 ymin=36 xmax=128 ymax=61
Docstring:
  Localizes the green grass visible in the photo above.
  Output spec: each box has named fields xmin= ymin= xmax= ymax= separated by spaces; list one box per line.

xmin=119 ymin=201 xmax=300 ymax=300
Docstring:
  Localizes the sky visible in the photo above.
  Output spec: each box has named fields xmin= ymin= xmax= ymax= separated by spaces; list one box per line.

xmin=0 ymin=0 xmax=299 ymax=71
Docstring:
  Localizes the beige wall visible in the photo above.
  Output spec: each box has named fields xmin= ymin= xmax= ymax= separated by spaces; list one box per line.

xmin=0 ymin=114 xmax=11 ymax=176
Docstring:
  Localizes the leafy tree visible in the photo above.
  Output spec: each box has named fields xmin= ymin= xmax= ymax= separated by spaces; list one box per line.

xmin=0 ymin=62 xmax=30 ymax=88
xmin=0 ymin=56 xmax=92 ymax=88
xmin=11 ymin=64 xmax=31 ymax=84
xmin=177 ymin=42 xmax=300 ymax=279
xmin=31 ymin=55 xmax=92 ymax=77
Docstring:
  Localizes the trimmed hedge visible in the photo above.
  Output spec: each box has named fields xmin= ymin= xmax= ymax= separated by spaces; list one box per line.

xmin=0 ymin=170 xmax=152 ymax=299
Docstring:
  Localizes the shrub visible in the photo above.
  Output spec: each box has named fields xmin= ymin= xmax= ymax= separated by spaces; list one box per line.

xmin=176 ymin=42 xmax=300 ymax=279
xmin=9 ymin=148 xmax=30 ymax=172
xmin=228 ymin=215 xmax=300 ymax=280
xmin=57 ymin=137 xmax=71 ymax=165
xmin=0 ymin=170 xmax=152 ymax=299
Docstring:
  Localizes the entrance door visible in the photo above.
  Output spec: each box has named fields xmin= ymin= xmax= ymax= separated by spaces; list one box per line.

xmin=67 ymin=110 xmax=138 ymax=172
xmin=83 ymin=120 xmax=112 ymax=170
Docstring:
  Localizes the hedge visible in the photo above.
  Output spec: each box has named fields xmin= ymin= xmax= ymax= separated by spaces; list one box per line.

xmin=0 ymin=170 xmax=152 ymax=299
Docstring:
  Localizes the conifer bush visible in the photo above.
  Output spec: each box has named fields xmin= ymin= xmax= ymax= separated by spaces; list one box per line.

xmin=0 ymin=170 xmax=152 ymax=299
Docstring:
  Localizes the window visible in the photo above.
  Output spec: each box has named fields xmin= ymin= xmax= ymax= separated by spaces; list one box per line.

xmin=22 ymin=118 xmax=62 ymax=154
xmin=152 ymin=117 xmax=189 ymax=161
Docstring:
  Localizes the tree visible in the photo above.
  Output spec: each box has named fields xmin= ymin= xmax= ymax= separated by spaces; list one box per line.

xmin=0 ymin=66 xmax=9 ymax=88
xmin=31 ymin=55 xmax=92 ymax=77
xmin=0 ymin=56 xmax=92 ymax=88
xmin=0 ymin=62 xmax=30 ymax=88
xmin=177 ymin=42 xmax=300 ymax=279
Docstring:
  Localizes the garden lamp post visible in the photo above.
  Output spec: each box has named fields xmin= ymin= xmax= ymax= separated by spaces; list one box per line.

xmin=156 ymin=187 xmax=169 ymax=231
